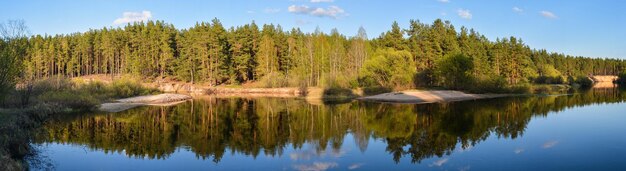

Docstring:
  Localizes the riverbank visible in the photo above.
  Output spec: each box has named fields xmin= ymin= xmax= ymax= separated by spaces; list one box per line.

xmin=98 ymin=93 xmax=192 ymax=112
xmin=358 ymin=90 xmax=511 ymax=103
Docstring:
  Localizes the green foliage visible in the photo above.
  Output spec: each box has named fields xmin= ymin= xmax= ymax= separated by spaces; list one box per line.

xmin=570 ymin=75 xmax=593 ymax=88
xmin=534 ymin=64 xmax=565 ymax=84
xmin=435 ymin=53 xmax=474 ymax=89
xmin=37 ymin=90 xmax=99 ymax=110
xmin=254 ymin=72 xmax=290 ymax=88
xmin=5 ymin=19 xmax=626 ymax=94
xmin=362 ymin=86 xmax=393 ymax=96
xmin=1 ymin=76 xmax=158 ymax=109
xmin=360 ymin=48 xmax=416 ymax=90
xmin=107 ymin=77 xmax=158 ymax=98
xmin=617 ymin=71 xmax=626 ymax=84
xmin=322 ymin=87 xmax=355 ymax=97
xmin=0 ymin=39 xmax=27 ymax=100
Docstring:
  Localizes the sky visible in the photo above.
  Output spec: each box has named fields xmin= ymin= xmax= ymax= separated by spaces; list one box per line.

xmin=1 ymin=0 xmax=625 ymax=59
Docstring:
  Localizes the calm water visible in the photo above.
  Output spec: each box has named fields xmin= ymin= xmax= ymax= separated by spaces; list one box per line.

xmin=31 ymin=88 xmax=626 ymax=170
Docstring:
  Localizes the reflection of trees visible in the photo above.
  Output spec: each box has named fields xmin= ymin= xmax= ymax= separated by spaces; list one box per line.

xmin=34 ymin=88 xmax=626 ymax=163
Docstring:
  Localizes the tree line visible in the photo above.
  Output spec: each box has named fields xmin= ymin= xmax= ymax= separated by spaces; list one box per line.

xmin=9 ymin=19 xmax=626 ymax=91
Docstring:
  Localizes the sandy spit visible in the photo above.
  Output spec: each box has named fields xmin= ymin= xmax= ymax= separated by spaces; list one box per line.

xmin=357 ymin=90 xmax=509 ymax=104
xmin=99 ymin=93 xmax=192 ymax=113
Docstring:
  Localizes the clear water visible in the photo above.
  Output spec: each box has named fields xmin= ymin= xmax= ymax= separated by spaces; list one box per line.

xmin=31 ymin=88 xmax=626 ymax=170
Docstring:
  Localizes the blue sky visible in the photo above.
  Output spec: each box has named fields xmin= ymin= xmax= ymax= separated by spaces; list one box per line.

xmin=1 ymin=0 xmax=625 ymax=58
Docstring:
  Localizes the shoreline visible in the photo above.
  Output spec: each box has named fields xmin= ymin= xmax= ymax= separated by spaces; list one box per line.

xmin=96 ymin=89 xmax=515 ymax=113
xmin=98 ymin=94 xmax=192 ymax=113
xmin=357 ymin=90 xmax=512 ymax=104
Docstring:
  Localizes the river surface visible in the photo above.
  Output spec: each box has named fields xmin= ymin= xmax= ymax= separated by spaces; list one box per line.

xmin=30 ymin=88 xmax=626 ymax=170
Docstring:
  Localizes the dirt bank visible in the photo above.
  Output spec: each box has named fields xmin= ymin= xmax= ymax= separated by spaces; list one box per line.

xmin=99 ymin=93 xmax=192 ymax=112
xmin=358 ymin=90 xmax=510 ymax=104
xmin=590 ymin=75 xmax=618 ymax=82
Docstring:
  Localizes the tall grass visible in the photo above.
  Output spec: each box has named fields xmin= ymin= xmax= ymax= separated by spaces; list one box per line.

xmin=1 ymin=76 xmax=159 ymax=110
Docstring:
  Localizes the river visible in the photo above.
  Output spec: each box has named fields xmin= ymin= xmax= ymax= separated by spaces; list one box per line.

xmin=30 ymin=87 xmax=626 ymax=170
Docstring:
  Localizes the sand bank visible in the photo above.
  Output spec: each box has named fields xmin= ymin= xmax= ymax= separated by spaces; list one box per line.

xmin=99 ymin=93 xmax=192 ymax=112
xmin=358 ymin=90 xmax=509 ymax=104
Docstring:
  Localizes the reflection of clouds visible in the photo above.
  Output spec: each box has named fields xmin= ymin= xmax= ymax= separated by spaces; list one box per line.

xmin=290 ymin=149 xmax=346 ymax=161
xmin=514 ymin=148 xmax=524 ymax=154
xmin=458 ymin=165 xmax=471 ymax=171
xmin=348 ymin=163 xmax=364 ymax=170
xmin=330 ymin=149 xmax=347 ymax=158
xmin=542 ymin=140 xmax=559 ymax=149
xmin=290 ymin=151 xmax=315 ymax=161
xmin=429 ymin=158 xmax=449 ymax=167
xmin=293 ymin=162 xmax=338 ymax=171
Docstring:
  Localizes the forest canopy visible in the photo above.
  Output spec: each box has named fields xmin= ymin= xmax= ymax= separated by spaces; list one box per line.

xmin=8 ymin=18 xmax=626 ymax=92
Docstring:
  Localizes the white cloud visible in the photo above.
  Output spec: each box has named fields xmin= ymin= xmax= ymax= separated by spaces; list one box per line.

xmin=113 ymin=11 xmax=152 ymax=25
xmin=293 ymin=162 xmax=338 ymax=171
xmin=513 ymin=7 xmax=523 ymax=13
xmin=311 ymin=0 xmax=334 ymax=2
xmin=542 ymin=140 xmax=559 ymax=148
xmin=289 ymin=5 xmax=311 ymax=13
xmin=457 ymin=9 xmax=472 ymax=19
xmin=540 ymin=11 xmax=558 ymax=19
xmin=514 ymin=148 xmax=525 ymax=154
xmin=288 ymin=5 xmax=346 ymax=19
xmin=438 ymin=0 xmax=450 ymax=3
xmin=264 ymin=8 xmax=280 ymax=13
xmin=247 ymin=10 xmax=255 ymax=14
xmin=429 ymin=158 xmax=449 ymax=167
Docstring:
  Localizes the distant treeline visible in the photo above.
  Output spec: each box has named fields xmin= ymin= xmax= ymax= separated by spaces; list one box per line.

xmin=13 ymin=19 xmax=626 ymax=90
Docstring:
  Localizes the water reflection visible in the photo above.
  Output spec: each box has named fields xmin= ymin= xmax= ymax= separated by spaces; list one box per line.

xmin=33 ymin=88 xmax=626 ymax=164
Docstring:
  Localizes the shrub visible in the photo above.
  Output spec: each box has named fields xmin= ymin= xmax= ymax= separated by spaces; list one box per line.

xmin=107 ymin=77 xmax=158 ymax=98
xmin=435 ymin=53 xmax=474 ymax=90
xmin=467 ymin=76 xmax=532 ymax=94
xmin=362 ymin=86 xmax=392 ymax=96
xmin=37 ymin=90 xmax=99 ymax=110
xmin=322 ymin=87 xmax=355 ymax=97
xmin=534 ymin=76 xmax=565 ymax=84
xmin=535 ymin=64 xmax=565 ymax=84
xmin=508 ymin=84 xmax=533 ymax=94
xmin=359 ymin=48 xmax=416 ymax=90
xmin=467 ymin=76 xmax=507 ymax=93
xmin=617 ymin=72 xmax=626 ymax=84
xmin=570 ymin=75 xmax=593 ymax=88
xmin=255 ymin=72 xmax=289 ymax=88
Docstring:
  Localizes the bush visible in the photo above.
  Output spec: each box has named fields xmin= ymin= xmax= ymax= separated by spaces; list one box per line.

xmin=3 ymin=75 xmax=159 ymax=109
xmin=534 ymin=76 xmax=565 ymax=84
xmin=321 ymin=74 xmax=355 ymax=89
xmin=107 ymin=77 xmax=158 ymax=98
xmin=362 ymin=86 xmax=392 ymax=96
xmin=37 ymin=90 xmax=99 ymax=110
xmin=467 ymin=76 xmax=532 ymax=94
xmin=435 ymin=53 xmax=474 ymax=90
xmin=535 ymin=64 xmax=565 ymax=84
xmin=359 ymin=48 xmax=416 ymax=90
xmin=508 ymin=84 xmax=533 ymax=94
xmin=569 ymin=75 xmax=593 ymax=88
xmin=467 ymin=76 xmax=507 ymax=93
xmin=617 ymin=72 xmax=626 ymax=84
xmin=322 ymin=87 xmax=355 ymax=97
xmin=255 ymin=72 xmax=289 ymax=88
